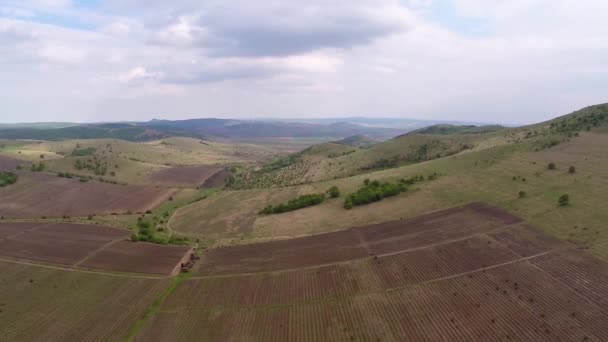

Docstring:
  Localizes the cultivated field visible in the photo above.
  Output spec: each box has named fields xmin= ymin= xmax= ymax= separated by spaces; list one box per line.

xmin=0 ymin=260 xmax=171 ymax=342
xmin=0 ymin=172 xmax=174 ymax=218
xmin=0 ymin=154 xmax=26 ymax=170
xmin=0 ymin=222 xmax=191 ymax=275
xmin=136 ymin=204 xmax=608 ymax=341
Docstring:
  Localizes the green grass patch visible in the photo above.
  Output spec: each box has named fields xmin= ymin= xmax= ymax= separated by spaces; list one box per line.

xmin=125 ymin=272 xmax=191 ymax=341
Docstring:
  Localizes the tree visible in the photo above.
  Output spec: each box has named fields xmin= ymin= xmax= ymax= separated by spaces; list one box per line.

xmin=344 ymin=198 xmax=353 ymax=210
xmin=558 ymin=194 xmax=570 ymax=206
xmin=327 ymin=186 xmax=340 ymax=198
xmin=547 ymin=162 xmax=556 ymax=170
xmin=568 ymin=166 xmax=576 ymax=174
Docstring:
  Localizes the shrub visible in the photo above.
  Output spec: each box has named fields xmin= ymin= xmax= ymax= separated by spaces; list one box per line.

xmin=558 ymin=194 xmax=570 ymax=206
xmin=259 ymin=193 xmax=326 ymax=215
xmin=327 ymin=186 xmax=340 ymax=198
xmin=30 ymin=162 xmax=45 ymax=172
xmin=344 ymin=198 xmax=353 ymax=209
xmin=344 ymin=179 xmax=407 ymax=209
xmin=547 ymin=162 xmax=556 ymax=170
xmin=0 ymin=171 xmax=18 ymax=187
xmin=518 ymin=191 xmax=527 ymax=198
xmin=568 ymin=166 xmax=576 ymax=174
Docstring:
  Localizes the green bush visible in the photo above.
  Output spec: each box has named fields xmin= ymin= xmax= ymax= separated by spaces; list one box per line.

xmin=558 ymin=194 xmax=570 ymax=206
xmin=344 ymin=179 xmax=407 ymax=209
xmin=30 ymin=162 xmax=45 ymax=172
xmin=71 ymin=147 xmax=96 ymax=157
xmin=327 ymin=186 xmax=340 ymax=198
xmin=568 ymin=166 xmax=576 ymax=174
xmin=259 ymin=193 xmax=326 ymax=215
xmin=518 ymin=191 xmax=527 ymax=198
xmin=547 ymin=162 xmax=556 ymax=170
xmin=0 ymin=171 xmax=18 ymax=187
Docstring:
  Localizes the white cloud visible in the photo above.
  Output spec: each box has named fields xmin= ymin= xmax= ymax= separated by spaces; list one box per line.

xmin=0 ymin=0 xmax=607 ymax=123
xmin=119 ymin=66 xmax=161 ymax=83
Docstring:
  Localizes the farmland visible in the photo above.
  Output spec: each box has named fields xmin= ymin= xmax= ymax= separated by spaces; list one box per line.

xmin=0 ymin=260 xmax=171 ymax=342
xmin=0 ymin=154 xmax=27 ymax=170
xmin=136 ymin=204 xmax=608 ymax=341
xmin=0 ymin=172 xmax=174 ymax=218
xmin=0 ymin=222 xmax=192 ymax=275
xmin=1 ymin=104 xmax=608 ymax=341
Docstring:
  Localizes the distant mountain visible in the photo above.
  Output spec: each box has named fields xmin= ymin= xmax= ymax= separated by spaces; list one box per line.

xmin=0 ymin=122 xmax=77 ymax=129
xmin=0 ymin=123 xmax=197 ymax=142
xmin=145 ymin=119 xmax=403 ymax=139
xmin=0 ymin=118 xmax=413 ymax=141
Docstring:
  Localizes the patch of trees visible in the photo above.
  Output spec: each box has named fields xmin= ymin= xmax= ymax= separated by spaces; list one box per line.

xmin=30 ymin=162 xmax=45 ymax=172
xmin=71 ymin=147 xmax=96 ymax=157
xmin=74 ymin=158 xmax=108 ymax=175
xmin=549 ymin=105 xmax=608 ymax=135
xmin=0 ymin=171 xmax=18 ymax=187
xmin=344 ymin=174 xmax=438 ymax=209
xmin=344 ymin=179 xmax=406 ymax=209
xmin=259 ymin=193 xmax=326 ymax=215
xmin=132 ymin=216 xmax=189 ymax=245
xmin=360 ymin=157 xmax=400 ymax=171
xmin=262 ymin=154 xmax=301 ymax=172
xmin=328 ymin=150 xmax=356 ymax=158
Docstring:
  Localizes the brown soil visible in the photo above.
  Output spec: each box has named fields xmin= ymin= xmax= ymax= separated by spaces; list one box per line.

xmin=201 ymin=168 xmax=231 ymax=188
xmin=138 ymin=204 xmax=608 ymax=341
xmin=0 ymin=155 xmax=26 ymax=170
xmin=80 ymin=241 xmax=192 ymax=275
xmin=198 ymin=202 xmax=521 ymax=275
xmin=147 ymin=165 xmax=224 ymax=187
xmin=0 ymin=172 xmax=174 ymax=218
xmin=0 ymin=222 xmax=192 ymax=275
xmin=0 ymin=222 xmax=128 ymax=265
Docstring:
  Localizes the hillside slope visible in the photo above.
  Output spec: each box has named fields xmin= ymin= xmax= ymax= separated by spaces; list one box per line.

xmin=171 ymin=104 xmax=608 ymax=260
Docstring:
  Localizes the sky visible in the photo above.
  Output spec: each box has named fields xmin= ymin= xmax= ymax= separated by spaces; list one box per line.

xmin=0 ymin=0 xmax=607 ymax=124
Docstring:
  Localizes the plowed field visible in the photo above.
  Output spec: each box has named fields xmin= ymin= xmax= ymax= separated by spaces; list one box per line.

xmin=0 ymin=172 xmax=174 ymax=218
xmin=135 ymin=203 xmax=608 ymax=341
xmin=0 ymin=222 xmax=191 ymax=275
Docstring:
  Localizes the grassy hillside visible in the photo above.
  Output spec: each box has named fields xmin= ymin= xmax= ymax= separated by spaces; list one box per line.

xmin=408 ymin=124 xmax=505 ymax=135
xmin=170 ymin=104 xmax=608 ymax=259
xmin=232 ymin=129 xmax=510 ymax=188
xmin=0 ymin=138 xmax=281 ymax=186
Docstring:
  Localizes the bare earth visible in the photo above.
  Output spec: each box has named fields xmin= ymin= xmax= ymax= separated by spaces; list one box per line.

xmin=0 ymin=172 xmax=174 ymax=218
xmin=137 ymin=203 xmax=608 ymax=341
xmin=0 ymin=222 xmax=191 ymax=275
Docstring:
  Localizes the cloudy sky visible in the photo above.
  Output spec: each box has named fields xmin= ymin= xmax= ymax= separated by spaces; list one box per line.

xmin=1 ymin=0 xmax=607 ymax=124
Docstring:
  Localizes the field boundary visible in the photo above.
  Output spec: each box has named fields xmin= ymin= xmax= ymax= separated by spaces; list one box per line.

xmin=74 ymin=237 xmax=125 ymax=267
xmin=190 ymin=223 xmax=525 ymax=280
xmin=0 ymin=257 xmax=166 ymax=279
xmin=125 ymin=273 xmax=191 ymax=341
